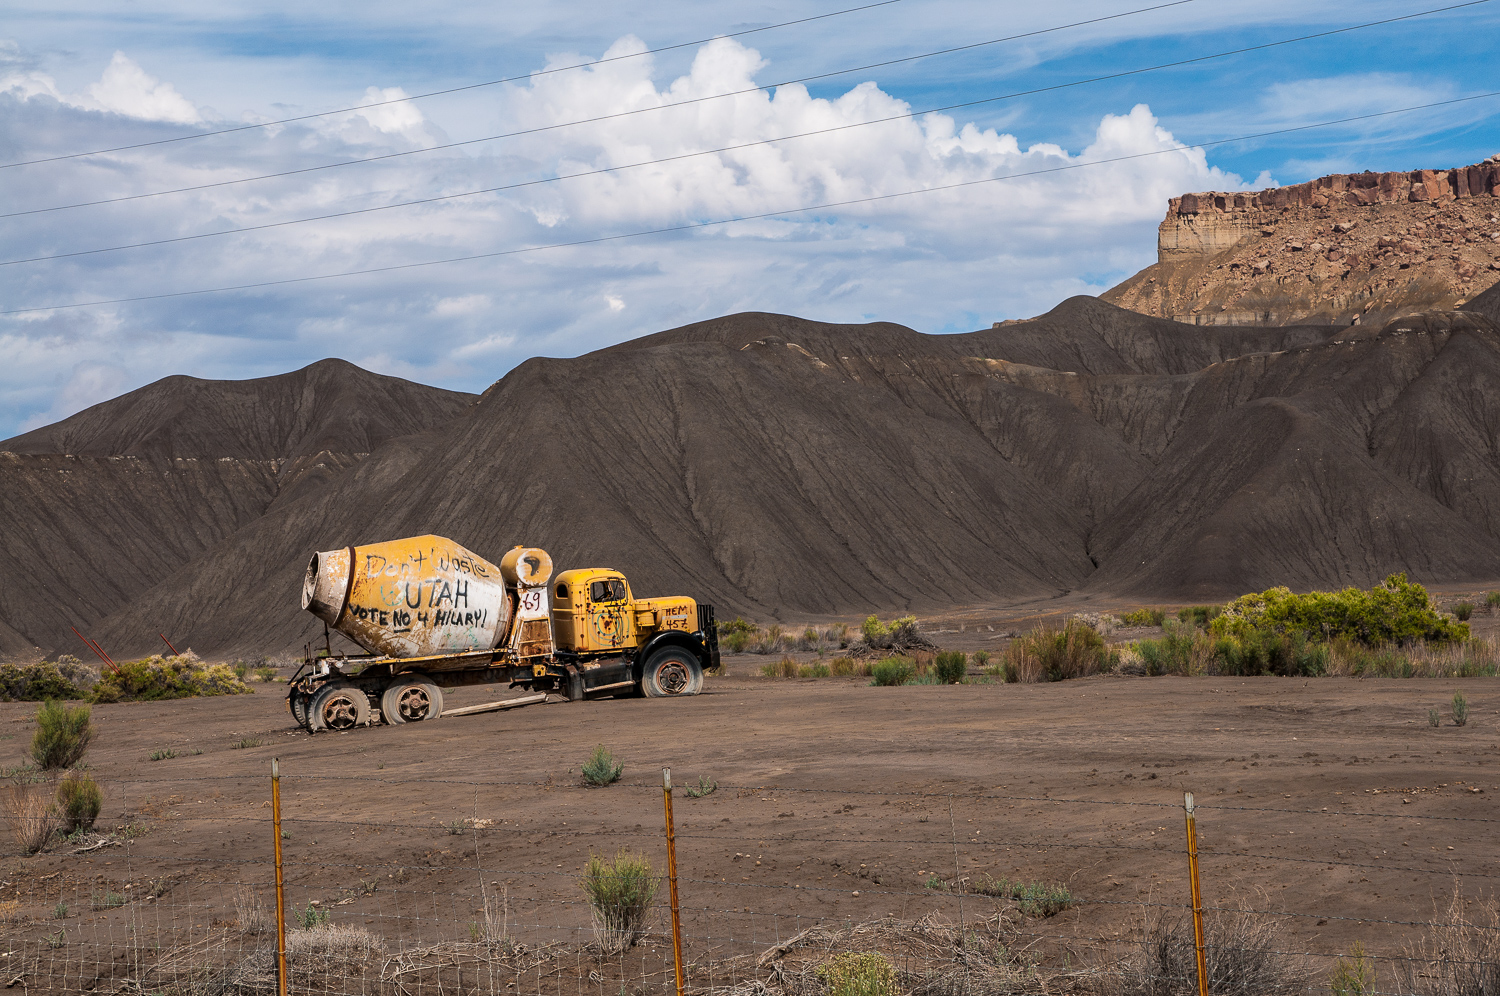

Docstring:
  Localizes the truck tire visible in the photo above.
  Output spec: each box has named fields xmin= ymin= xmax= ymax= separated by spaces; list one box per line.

xmin=640 ymin=647 xmax=703 ymax=697
xmin=380 ymin=675 xmax=443 ymax=724
xmin=290 ymin=687 xmax=312 ymax=729
xmin=308 ymin=682 xmax=370 ymax=732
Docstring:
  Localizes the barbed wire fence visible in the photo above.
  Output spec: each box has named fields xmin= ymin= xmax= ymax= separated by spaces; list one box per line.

xmin=2 ymin=765 xmax=1497 ymax=995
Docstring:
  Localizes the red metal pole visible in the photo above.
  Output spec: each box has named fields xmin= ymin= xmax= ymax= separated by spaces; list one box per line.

xmin=159 ymin=633 xmax=180 ymax=656
xmin=70 ymin=627 xmax=120 ymax=675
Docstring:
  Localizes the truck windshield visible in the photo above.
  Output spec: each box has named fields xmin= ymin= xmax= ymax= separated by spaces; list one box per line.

xmin=590 ymin=579 xmax=626 ymax=603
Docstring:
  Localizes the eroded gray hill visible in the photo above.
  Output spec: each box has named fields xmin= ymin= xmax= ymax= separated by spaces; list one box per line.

xmin=5 ymin=301 xmax=1500 ymax=659
xmin=0 ymin=360 xmax=474 ymax=655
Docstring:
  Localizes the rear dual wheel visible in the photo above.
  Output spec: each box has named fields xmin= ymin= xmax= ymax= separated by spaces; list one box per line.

xmin=307 ymin=682 xmax=370 ymax=732
xmin=381 ymin=675 xmax=443 ymax=724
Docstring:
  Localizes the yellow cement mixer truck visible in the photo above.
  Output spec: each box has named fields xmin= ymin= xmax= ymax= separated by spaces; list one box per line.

xmin=287 ymin=534 xmax=719 ymax=732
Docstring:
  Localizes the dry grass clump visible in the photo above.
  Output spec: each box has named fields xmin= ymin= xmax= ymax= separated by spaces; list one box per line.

xmin=286 ymin=922 xmax=387 ymax=963
xmin=1324 ymin=635 xmax=1498 ymax=678
xmin=1004 ymin=621 xmax=1106 ymax=682
xmin=233 ymin=886 xmax=270 ymax=935
xmin=1398 ymin=887 xmax=1500 ymax=996
xmin=1114 ymin=905 xmax=1304 ymax=996
xmin=4 ymin=784 xmax=59 ymax=854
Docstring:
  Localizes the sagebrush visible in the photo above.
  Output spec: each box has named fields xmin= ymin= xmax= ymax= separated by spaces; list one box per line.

xmin=581 ymin=745 xmax=623 ymax=786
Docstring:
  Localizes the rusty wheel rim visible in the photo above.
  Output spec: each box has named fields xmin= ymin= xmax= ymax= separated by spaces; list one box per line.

xmin=396 ymin=686 xmax=432 ymax=721
xmin=656 ymin=660 xmax=689 ymax=694
xmin=320 ymin=692 xmax=361 ymax=730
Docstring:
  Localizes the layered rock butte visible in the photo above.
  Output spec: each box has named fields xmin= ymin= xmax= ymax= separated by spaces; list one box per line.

xmin=1102 ymin=157 xmax=1500 ymax=326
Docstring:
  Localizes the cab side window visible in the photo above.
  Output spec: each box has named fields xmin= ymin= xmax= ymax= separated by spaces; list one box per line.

xmin=555 ymin=583 xmax=569 ymax=601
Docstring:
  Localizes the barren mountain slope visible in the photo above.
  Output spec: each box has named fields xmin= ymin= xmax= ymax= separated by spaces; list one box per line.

xmin=1082 ymin=311 xmax=1500 ymax=597
xmin=63 ymin=301 xmax=1500 ymax=659
xmin=0 ymin=360 xmax=474 ymax=655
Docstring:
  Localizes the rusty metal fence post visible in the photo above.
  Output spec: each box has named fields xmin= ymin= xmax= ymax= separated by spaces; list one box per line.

xmin=663 ymin=767 xmax=685 ymax=996
xmin=272 ymin=758 xmax=289 ymax=996
xmin=1183 ymin=791 xmax=1209 ymax=996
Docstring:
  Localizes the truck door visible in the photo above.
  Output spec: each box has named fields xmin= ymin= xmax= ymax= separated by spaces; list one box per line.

xmin=588 ymin=576 xmax=634 ymax=651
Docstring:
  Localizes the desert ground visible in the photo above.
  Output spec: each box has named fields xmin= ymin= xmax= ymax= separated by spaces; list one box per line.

xmin=4 ymin=651 xmax=1499 ymax=993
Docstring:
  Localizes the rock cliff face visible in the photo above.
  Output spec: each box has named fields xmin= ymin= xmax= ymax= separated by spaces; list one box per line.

xmin=1102 ymin=158 xmax=1500 ymax=326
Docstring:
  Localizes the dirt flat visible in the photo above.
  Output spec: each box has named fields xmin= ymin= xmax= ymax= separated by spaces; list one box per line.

xmin=2 ymin=672 xmax=1496 ymax=991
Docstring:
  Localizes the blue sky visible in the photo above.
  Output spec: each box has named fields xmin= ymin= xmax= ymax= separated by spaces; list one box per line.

xmin=1 ymin=0 xmax=1496 ymax=436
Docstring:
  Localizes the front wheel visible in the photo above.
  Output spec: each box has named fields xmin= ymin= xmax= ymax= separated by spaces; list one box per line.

xmin=380 ymin=675 xmax=444 ymax=724
xmin=640 ymin=647 xmax=704 ymax=698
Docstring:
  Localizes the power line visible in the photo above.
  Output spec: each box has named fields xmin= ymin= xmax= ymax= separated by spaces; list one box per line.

xmin=0 ymin=0 xmax=910 ymax=170
xmin=0 ymin=2 xmax=1482 ymax=262
xmin=4 ymin=91 xmax=1496 ymax=318
xmin=0 ymin=0 xmax=1210 ymax=218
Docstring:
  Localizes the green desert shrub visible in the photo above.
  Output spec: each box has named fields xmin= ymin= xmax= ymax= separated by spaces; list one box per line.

xmin=581 ymin=745 xmax=623 ymax=786
xmin=1453 ymin=602 xmax=1475 ymax=621
xmin=31 ymin=700 xmax=94 ymax=770
xmin=870 ymin=657 xmax=915 ymax=686
xmin=933 ymin=651 xmax=967 ymax=684
xmin=718 ymin=617 xmax=756 ymax=636
xmin=1211 ymin=573 xmax=1468 ymax=646
xmin=0 ymin=656 xmax=96 ymax=702
xmin=92 ymin=654 xmax=253 ymax=702
xmin=56 ymin=771 xmax=102 ymax=833
xmin=1211 ymin=629 xmax=1329 ymax=677
xmin=972 ymin=650 xmax=990 ymax=668
xmin=1132 ymin=628 xmax=1198 ymax=675
xmin=580 ymin=850 xmax=660 ymax=954
xmin=1178 ymin=605 xmax=1223 ymax=628
xmin=799 ymin=662 xmax=831 ymax=679
xmin=1120 ymin=608 xmax=1167 ymax=628
xmin=1004 ymin=621 xmax=1106 ymax=682
xmin=1488 ymin=591 xmax=1500 ymax=613
xmin=817 ymin=951 xmax=898 ymax=996
xmin=858 ymin=615 xmax=924 ymax=651
xmin=974 ymin=877 xmax=1075 ymax=917
xmin=829 ymin=657 xmax=855 ymax=676
xmin=1452 ymin=691 xmax=1469 ymax=727
xmin=1328 ymin=943 xmax=1377 ymax=996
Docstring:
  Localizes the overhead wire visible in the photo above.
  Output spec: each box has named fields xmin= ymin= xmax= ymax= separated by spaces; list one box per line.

xmin=0 ymin=0 xmax=1206 ymax=219
xmin=3 ymin=91 xmax=1497 ymax=318
xmin=0 ymin=0 xmax=913 ymax=170
xmin=0 ymin=2 xmax=1491 ymax=270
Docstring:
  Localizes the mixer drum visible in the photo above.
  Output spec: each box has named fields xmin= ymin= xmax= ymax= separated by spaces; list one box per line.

xmin=302 ymin=534 xmax=513 ymax=658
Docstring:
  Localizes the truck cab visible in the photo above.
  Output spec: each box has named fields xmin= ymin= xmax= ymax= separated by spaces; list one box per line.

xmin=551 ymin=568 xmax=693 ymax=653
xmin=552 ymin=568 xmax=719 ymax=693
